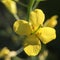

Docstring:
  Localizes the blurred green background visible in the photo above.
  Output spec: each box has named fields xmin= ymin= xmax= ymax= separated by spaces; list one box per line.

xmin=0 ymin=0 xmax=60 ymax=60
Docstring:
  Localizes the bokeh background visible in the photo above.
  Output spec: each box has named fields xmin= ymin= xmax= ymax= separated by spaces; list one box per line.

xmin=0 ymin=0 xmax=60 ymax=60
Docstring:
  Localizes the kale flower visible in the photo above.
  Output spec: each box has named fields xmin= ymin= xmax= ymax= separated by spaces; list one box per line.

xmin=13 ymin=9 xmax=57 ymax=56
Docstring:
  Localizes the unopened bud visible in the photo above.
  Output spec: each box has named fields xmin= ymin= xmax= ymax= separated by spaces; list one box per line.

xmin=44 ymin=15 xmax=58 ymax=27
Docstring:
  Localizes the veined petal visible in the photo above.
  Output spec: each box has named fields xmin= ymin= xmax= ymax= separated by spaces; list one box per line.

xmin=24 ymin=35 xmax=41 ymax=56
xmin=44 ymin=15 xmax=58 ymax=27
xmin=37 ymin=27 xmax=56 ymax=44
xmin=13 ymin=20 xmax=32 ymax=36
xmin=30 ymin=9 xmax=45 ymax=30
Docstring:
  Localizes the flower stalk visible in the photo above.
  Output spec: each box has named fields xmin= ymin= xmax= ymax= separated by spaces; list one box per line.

xmin=13 ymin=14 xmax=20 ymax=20
xmin=27 ymin=0 xmax=35 ymax=21
xmin=16 ymin=47 xmax=24 ymax=55
xmin=14 ymin=0 xmax=27 ymax=7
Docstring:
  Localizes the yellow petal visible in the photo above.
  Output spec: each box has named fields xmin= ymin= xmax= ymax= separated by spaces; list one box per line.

xmin=34 ymin=9 xmax=45 ymax=25
xmin=1 ymin=0 xmax=17 ymax=14
xmin=30 ymin=9 xmax=45 ymax=30
xmin=37 ymin=27 xmax=56 ymax=44
xmin=24 ymin=35 xmax=41 ymax=56
xmin=0 ymin=47 xmax=10 ymax=58
xmin=13 ymin=20 xmax=32 ymax=36
xmin=44 ymin=15 xmax=58 ymax=27
xmin=30 ymin=11 xmax=37 ymax=30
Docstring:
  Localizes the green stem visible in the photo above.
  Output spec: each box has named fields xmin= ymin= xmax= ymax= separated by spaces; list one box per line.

xmin=33 ymin=0 xmax=44 ymax=10
xmin=16 ymin=36 xmax=27 ymax=55
xmin=15 ymin=1 xmax=27 ymax=7
xmin=13 ymin=14 xmax=20 ymax=20
xmin=16 ymin=47 xmax=23 ymax=55
xmin=33 ymin=1 xmax=40 ymax=10
xmin=27 ymin=0 xmax=35 ymax=21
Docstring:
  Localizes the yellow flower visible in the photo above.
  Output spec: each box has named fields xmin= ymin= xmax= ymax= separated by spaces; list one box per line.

xmin=13 ymin=9 xmax=57 ymax=56
xmin=1 ymin=0 xmax=17 ymax=14
xmin=0 ymin=47 xmax=10 ymax=58
xmin=0 ymin=47 xmax=17 ymax=60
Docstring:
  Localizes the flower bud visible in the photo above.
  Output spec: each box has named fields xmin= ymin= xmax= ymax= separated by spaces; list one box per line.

xmin=44 ymin=15 xmax=58 ymax=27
xmin=1 ymin=0 xmax=17 ymax=14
